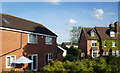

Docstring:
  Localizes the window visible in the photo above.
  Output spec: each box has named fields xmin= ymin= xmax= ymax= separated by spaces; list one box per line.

xmin=45 ymin=36 xmax=52 ymax=44
xmin=91 ymin=31 xmax=95 ymax=36
xmin=82 ymin=33 xmax=85 ymax=36
xmin=110 ymin=31 xmax=115 ymax=37
xmin=6 ymin=56 xmax=16 ymax=68
xmin=104 ymin=41 xmax=107 ymax=47
xmin=45 ymin=53 xmax=53 ymax=65
xmin=91 ymin=41 xmax=97 ymax=47
xmin=112 ymin=50 xmax=119 ymax=57
xmin=28 ymin=54 xmax=38 ymax=71
xmin=112 ymin=42 xmax=116 ymax=47
xmin=112 ymin=50 xmax=115 ymax=56
xmin=28 ymin=34 xmax=38 ymax=44
xmin=92 ymin=50 xmax=98 ymax=58
xmin=47 ymin=53 xmax=53 ymax=61
xmin=116 ymin=50 xmax=119 ymax=57
xmin=103 ymin=51 xmax=108 ymax=55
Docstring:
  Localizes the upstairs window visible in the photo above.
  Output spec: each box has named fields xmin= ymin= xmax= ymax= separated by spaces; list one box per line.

xmin=91 ymin=31 xmax=95 ymax=36
xmin=6 ymin=56 xmax=16 ymax=68
xmin=45 ymin=36 xmax=52 ymax=45
xmin=28 ymin=34 xmax=38 ymax=44
xmin=91 ymin=41 xmax=97 ymax=47
xmin=110 ymin=31 xmax=115 ymax=37
xmin=112 ymin=42 xmax=116 ymax=47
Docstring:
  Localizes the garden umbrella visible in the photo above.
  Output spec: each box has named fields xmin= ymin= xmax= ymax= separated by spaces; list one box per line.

xmin=13 ymin=56 xmax=33 ymax=64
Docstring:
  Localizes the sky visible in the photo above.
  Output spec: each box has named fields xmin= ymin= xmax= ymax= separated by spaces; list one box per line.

xmin=1 ymin=1 xmax=119 ymax=44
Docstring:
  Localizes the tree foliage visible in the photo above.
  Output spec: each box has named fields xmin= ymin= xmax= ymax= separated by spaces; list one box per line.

xmin=70 ymin=26 xmax=82 ymax=45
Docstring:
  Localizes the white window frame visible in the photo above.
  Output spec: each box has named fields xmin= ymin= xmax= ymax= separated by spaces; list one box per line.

xmin=6 ymin=55 xmax=16 ymax=68
xmin=28 ymin=34 xmax=38 ymax=44
xmin=91 ymin=41 xmax=97 ymax=47
xmin=47 ymin=53 xmax=53 ymax=61
xmin=112 ymin=42 xmax=116 ymax=47
xmin=92 ymin=50 xmax=98 ymax=58
xmin=116 ymin=50 xmax=119 ymax=57
xmin=112 ymin=50 xmax=116 ymax=56
xmin=104 ymin=41 xmax=107 ymax=47
xmin=28 ymin=54 xmax=38 ymax=71
xmin=45 ymin=36 xmax=52 ymax=45
xmin=103 ymin=51 xmax=108 ymax=56
xmin=91 ymin=31 xmax=95 ymax=36
xmin=110 ymin=31 xmax=115 ymax=37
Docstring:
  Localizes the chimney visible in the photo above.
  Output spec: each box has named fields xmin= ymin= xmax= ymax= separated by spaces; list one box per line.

xmin=109 ymin=24 xmax=115 ymax=29
xmin=114 ymin=22 xmax=119 ymax=33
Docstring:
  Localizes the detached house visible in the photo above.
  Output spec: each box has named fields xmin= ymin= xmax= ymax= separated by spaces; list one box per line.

xmin=0 ymin=13 xmax=60 ymax=71
xmin=78 ymin=22 xmax=120 ymax=58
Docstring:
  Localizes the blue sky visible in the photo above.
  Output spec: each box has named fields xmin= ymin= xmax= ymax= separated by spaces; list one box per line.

xmin=2 ymin=2 xmax=118 ymax=44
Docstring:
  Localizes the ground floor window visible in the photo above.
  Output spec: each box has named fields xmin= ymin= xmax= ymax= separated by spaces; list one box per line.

xmin=6 ymin=56 xmax=16 ymax=68
xmin=28 ymin=54 xmax=38 ymax=71
xmin=112 ymin=50 xmax=119 ymax=57
xmin=103 ymin=51 xmax=108 ymax=56
xmin=45 ymin=53 xmax=53 ymax=65
xmin=92 ymin=50 xmax=98 ymax=58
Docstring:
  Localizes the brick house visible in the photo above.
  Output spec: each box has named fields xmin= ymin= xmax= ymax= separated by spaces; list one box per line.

xmin=0 ymin=13 xmax=62 ymax=71
xmin=78 ymin=22 xmax=120 ymax=58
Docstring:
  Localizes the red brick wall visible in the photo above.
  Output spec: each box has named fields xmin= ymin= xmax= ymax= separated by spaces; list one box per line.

xmin=78 ymin=31 xmax=87 ymax=53
xmin=87 ymin=40 xmax=100 ymax=56
xmin=1 ymin=29 xmax=57 ymax=71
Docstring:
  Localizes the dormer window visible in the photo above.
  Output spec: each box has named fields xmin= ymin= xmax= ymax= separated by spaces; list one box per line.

xmin=91 ymin=31 xmax=95 ymax=36
xmin=110 ymin=31 xmax=115 ymax=37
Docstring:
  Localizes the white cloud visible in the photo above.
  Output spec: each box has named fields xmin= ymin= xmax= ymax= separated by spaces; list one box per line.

xmin=46 ymin=0 xmax=61 ymax=4
xmin=68 ymin=18 xmax=78 ymax=24
xmin=93 ymin=8 xmax=104 ymax=20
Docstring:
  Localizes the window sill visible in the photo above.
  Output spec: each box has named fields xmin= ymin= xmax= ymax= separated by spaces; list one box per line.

xmin=28 ymin=42 xmax=38 ymax=44
xmin=46 ymin=43 xmax=52 ymax=45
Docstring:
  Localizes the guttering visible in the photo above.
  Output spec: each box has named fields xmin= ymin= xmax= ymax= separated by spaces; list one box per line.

xmin=0 ymin=27 xmax=57 ymax=37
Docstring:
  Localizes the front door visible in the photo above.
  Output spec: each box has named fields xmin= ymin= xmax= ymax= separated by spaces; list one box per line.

xmin=28 ymin=54 xmax=38 ymax=71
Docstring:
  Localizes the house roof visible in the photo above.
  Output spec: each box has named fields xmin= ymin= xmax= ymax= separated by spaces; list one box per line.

xmin=83 ymin=27 xmax=99 ymax=40
xmin=95 ymin=27 xmax=119 ymax=40
xmin=0 ymin=13 xmax=57 ymax=37
xmin=82 ymin=22 xmax=120 ymax=40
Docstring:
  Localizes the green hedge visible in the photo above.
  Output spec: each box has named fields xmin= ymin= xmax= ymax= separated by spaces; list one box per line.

xmin=43 ymin=56 xmax=120 ymax=73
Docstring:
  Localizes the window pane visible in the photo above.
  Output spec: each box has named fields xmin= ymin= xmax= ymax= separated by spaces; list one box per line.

xmin=33 ymin=56 xmax=37 ymax=69
xmin=7 ymin=57 xmax=11 ymax=67
xmin=28 ymin=56 xmax=32 ymax=69
xmin=11 ymin=56 xmax=15 ymax=63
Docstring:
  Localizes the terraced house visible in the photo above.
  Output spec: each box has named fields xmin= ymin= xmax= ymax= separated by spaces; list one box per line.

xmin=78 ymin=22 xmax=120 ymax=58
xmin=0 ymin=13 xmax=62 ymax=71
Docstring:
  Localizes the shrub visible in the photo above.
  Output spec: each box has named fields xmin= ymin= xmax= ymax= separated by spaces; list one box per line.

xmin=43 ymin=56 xmax=120 ymax=73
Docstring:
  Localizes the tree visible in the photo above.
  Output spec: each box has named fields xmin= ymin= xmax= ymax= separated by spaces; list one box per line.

xmin=70 ymin=26 xmax=82 ymax=45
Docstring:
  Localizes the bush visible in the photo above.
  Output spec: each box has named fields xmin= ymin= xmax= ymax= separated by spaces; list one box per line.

xmin=43 ymin=56 xmax=120 ymax=73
